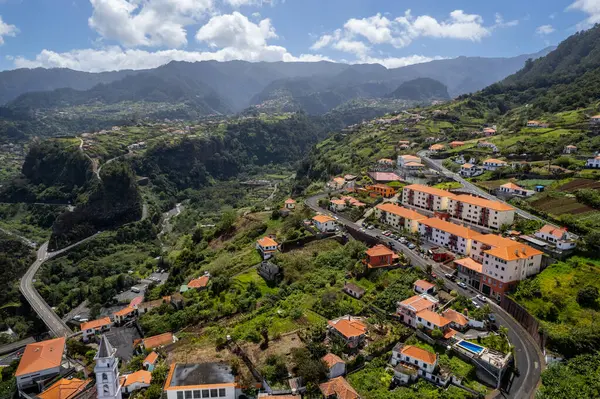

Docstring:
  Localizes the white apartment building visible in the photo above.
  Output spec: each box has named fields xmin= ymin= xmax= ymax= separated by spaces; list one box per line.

xmin=375 ymin=203 xmax=427 ymax=232
xmin=470 ymin=234 xmax=517 ymax=263
xmin=481 ymin=244 xmax=543 ymax=300
xmin=402 ymin=184 xmax=455 ymax=212
xmin=448 ymin=195 xmax=515 ymax=230
xmin=418 ymin=217 xmax=478 ymax=256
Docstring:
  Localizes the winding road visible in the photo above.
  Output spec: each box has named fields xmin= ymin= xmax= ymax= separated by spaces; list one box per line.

xmin=305 ymin=193 xmax=543 ymax=398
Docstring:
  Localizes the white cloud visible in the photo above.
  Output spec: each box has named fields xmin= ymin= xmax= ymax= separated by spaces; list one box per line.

xmin=88 ymin=0 xmax=213 ymax=48
xmin=343 ymin=13 xmax=394 ymax=44
xmin=195 ymin=12 xmax=277 ymax=50
xmin=493 ymin=13 xmax=519 ymax=28
xmin=359 ymin=54 xmax=446 ymax=69
xmin=536 ymin=24 xmax=555 ymax=35
xmin=224 ymin=0 xmax=276 ymax=7
xmin=312 ymin=9 xmax=493 ymax=56
xmin=12 ymin=46 xmax=333 ymax=73
xmin=332 ymin=39 xmax=370 ymax=57
xmin=0 ymin=15 xmax=18 ymax=45
xmin=567 ymin=0 xmax=600 ymax=28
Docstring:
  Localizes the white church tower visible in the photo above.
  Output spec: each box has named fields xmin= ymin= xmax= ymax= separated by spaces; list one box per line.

xmin=95 ymin=335 xmax=122 ymax=399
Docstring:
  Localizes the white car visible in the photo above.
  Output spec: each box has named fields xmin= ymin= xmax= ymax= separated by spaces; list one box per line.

xmin=458 ymin=282 xmax=467 ymax=289
xmin=476 ymin=294 xmax=487 ymax=302
xmin=471 ymin=300 xmax=481 ymax=309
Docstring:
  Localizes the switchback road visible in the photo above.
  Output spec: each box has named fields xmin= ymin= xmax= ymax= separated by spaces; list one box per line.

xmin=305 ymin=192 xmax=543 ymax=398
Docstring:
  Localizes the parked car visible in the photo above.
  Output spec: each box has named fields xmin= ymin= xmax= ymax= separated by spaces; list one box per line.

xmin=488 ymin=314 xmax=496 ymax=323
xmin=367 ymin=225 xmax=374 ymax=230
xmin=131 ymin=287 xmax=141 ymax=293
xmin=476 ymin=294 xmax=487 ymax=302
xmin=399 ymin=237 xmax=407 ymax=243
xmin=471 ymin=300 xmax=481 ymax=309
xmin=458 ymin=282 xmax=467 ymax=289
xmin=444 ymin=273 xmax=455 ymax=281
xmin=408 ymin=243 xmax=416 ymax=249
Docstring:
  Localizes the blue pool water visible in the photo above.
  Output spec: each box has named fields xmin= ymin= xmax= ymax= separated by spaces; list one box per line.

xmin=457 ymin=340 xmax=485 ymax=354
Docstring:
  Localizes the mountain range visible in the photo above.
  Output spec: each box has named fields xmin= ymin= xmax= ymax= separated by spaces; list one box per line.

xmin=1 ymin=47 xmax=553 ymax=112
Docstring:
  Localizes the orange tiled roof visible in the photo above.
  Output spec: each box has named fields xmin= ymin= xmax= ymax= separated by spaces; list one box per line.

xmin=482 ymin=158 xmax=507 ymax=164
xmin=188 ymin=276 xmax=210 ymax=289
xmin=454 ymin=257 xmax=483 ymax=273
xmin=538 ymin=224 xmax=567 ymax=239
xmin=452 ymin=194 xmax=515 ymax=212
xmin=462 ymin=163 xmax=474 ymax=168
xmin=284 ymin=198 xmax=296 ymax=204
xmin=443 ymin=328 xmax=458 ymax=339
xmin=319 ymin=377 xmax=359 ymax=399
xmin=403 ymin=184 xmax=455 ymax=198
xmin=15 ymin=337 xmax=66 ymax=377
xmin=485 ymin=244 xmax=543 ymax=261
xmin=472 ymin=233 xmax=516 ymax=248
xmin=442 ymin=309 xmax=469 ymax=327
xmin=565 ymin=145 xmax=577 ymax=149
xmin=420 ymin=217 xmax=479 ymax=239
xmin=144 ymin=351 xmax=159 ymax=365
xmin=313 ymin=214 xmax=335 ymax=223
xmin=114 ymin=306 xmax=135 ymax=317
xmin=322 ymin=353 xmax=344 ymax=368
xmin=257 ymin=236 xmax=278 ymax=247
xmin=399 ymin=154 xmax=420 ymax=160
xmin=328 ymin=317 xmax=367 ymax=338
xmin=398 ymin=140 xmax=410 ymax=144
xmin=376 ymin=203 xmax=427 ymax=220
xmin=400 ymin=345 xmax=437 ymax=365
xmin=143 ymin=332 xmax=174 ymax=349
xmin=500 ymin=182 xmax=523 ymax=190
xmin=414 ymin=279 xmax=435 ymax=290
xmin=399 ymin=295 xmax=436 ymax=313
xmin=123 ymin=370 xmax=152 ymax=387
xmin=330 ymin=199 xmax=346 ymax=205
xmin=38 ymin=378 xmax=90 ymax=399
xmin=449 ymin=141 xmax=465 ymax=145
xmin=405 ymin=162 xmax=424 ymax=167
xmin=416 ymin=309 xmax=451 ymax=328
xmin=366 ymin=244 xmax=395 ymax=257
xmin=80 ymin=317 xmax=111 ymax=332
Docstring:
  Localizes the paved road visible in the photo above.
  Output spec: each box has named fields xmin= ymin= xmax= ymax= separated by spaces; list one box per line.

xmin=417 ymin=151 xmax=545 ymax=223
xmin=19 ymin=234 xmax=101 ymax=337
xmin=305 ymin=193 xmax=543 ymax=398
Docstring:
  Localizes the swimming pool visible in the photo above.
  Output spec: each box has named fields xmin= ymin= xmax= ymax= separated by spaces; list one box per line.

xmin=457 ymin=340 xmax=485 ymax=355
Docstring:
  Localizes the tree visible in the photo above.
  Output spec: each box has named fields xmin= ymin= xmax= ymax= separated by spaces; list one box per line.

xmin=145 ymin=385 xmax=163 ymax=399
xmin=192 ymin=227 xmax=204 ymax=244
xmin=576 ymin=286 xmax=599 ymax=308
xmin=431 ymin=328 xmax=443 ymax=339
xmin=291 ymin=348 xmax=327 ymax=386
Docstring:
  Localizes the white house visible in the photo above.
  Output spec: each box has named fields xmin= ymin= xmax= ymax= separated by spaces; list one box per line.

xmin=143 ymin=352 xmax=159 ymax=372
xmin=586 ymin=156 xmax=600 ymax=168
xmin=460 ymin=163 xmax=483 ymax=178
xmin=535 ymin=224 xmax=577 ymax=250
xmin=81 ymin=317 xmax=112 ymax=342
xmin=15 ymin=337 xmax=67 ymax=390
xmin=448 ymin=195 xmax=516 ymax=230
xmin=482 ymin=158 xmax=508 ymax=171
xmin=396 ymin=294 xmax=438 ymax=327
xmin=284 ymin=199 xmax=296 ymax=209
xmin=164 ymin=363 xmax=240 ymax=399
xmin=122 ymin=370 xmax=152 ymax=394
xmin=527 ymin=120 xmax=546 ymax=128
xmin=390 ymin=344 xmax=451 ymax=386
xmin=402 ymin=184 xmax=455 ymax=212
xmin=413 ymin=279 xmax=436 ymax=295
xmin=398 ymin=154 xmax=422 ymax=167
xmin=312 ymin=215 xmax=336 ymax=232
xmin=322 ymin=353 xmax=346 ymax=379
xmin=256 ymin=236 xmax=279 ymax=260
xmin=418 ymin=217 xmax=478 ymax=256
xmin=563 ymin=145 xmax=578 ymax=154
xmin=498 ymin=182 xmax=535 ymax=197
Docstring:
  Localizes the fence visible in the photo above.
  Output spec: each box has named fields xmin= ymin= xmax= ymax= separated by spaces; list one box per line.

xmin=499 ymin=296 xmax=545 ymax=349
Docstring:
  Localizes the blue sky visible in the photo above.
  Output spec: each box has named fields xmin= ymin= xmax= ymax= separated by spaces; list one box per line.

xmin=0 ymin=0 xmax=598 ymax=72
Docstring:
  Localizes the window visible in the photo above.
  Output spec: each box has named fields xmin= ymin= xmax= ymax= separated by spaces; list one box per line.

xmin=193 ymin=392 xmax=201 ymax=399
xmin=103 ymin=385 xmax=110 ymax=395
xmin=202 ymin=390 xmax=210 ymax=398
xmin=219 ymin=389 xmax=226 ymax=397
xmin=210 ymin=389 xmax=218 ymax=398
xmin=102 ymin=373 xmax=108 ymax=381
xmin=185 ymin=391 xmax=192 ymax=399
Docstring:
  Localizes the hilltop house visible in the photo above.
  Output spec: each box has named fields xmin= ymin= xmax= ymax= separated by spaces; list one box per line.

xmin=482 ymin=158 xmax=507 ymax=171
xmin=256 ymin=236 xmax=279 ymax=260
xmin=396 ymin=294 xmax=438 ymax=327
xmin=163 ymin=363 xmax=239 ymax=399
xmin=429 ymin=144 xmax=445 ymax=153
xmin=398 ymin=154 xmax=421 ymax=167
xmin=498 ymin=183 xmax=535 ymax=197
xmin=535 ymin=224 xmax=577 ymax=250
xmin=390 ymin=344 xmax=452 ymax=387
xmin=113 ymin=306 xmax=136 ymax=326
xmin=312 ymin=215 xmax=336 ymax=232
xmin=591 ymin=115 xmax=600 ymax=125
xmin=257 ymin=261 xmax=282 ymax=282
xmin=15 ymin=337 xmax=67 ymax=390
xmin=527 ymin=120 xmax=547 ymax=128
xmin=413 ymin=280 xmax=436 ymax=295
xmin=37 ymin=378 xmax=91 ymax=399
xmin=319 ymin=377 xmax=359 ymax=399
xmin=586 ymin=155 xmax=600 ymax=168
xmin=449 ymin=141 xmax=465 ymax=148
xmin=188 ymin=275 xmax=210 ymax=290
xmin=366 ymin=183 xmax=396 ymax=198
xmin=122 ymin=370 xmax=152 ymax=394
xmin=327 ymin=316 xmax=367 ymax=348
xmin=460 ymin=163 xmax=483 ymax=178
xmin=143 ymin=352 xmax=159 ymax=371
xmin=343 ymin=282 xmax=365 ymax=299
xmin=563 ymin=145 xmax=578 ymax=154
xmin=483 ymin=127 xmax=496 ymax=136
